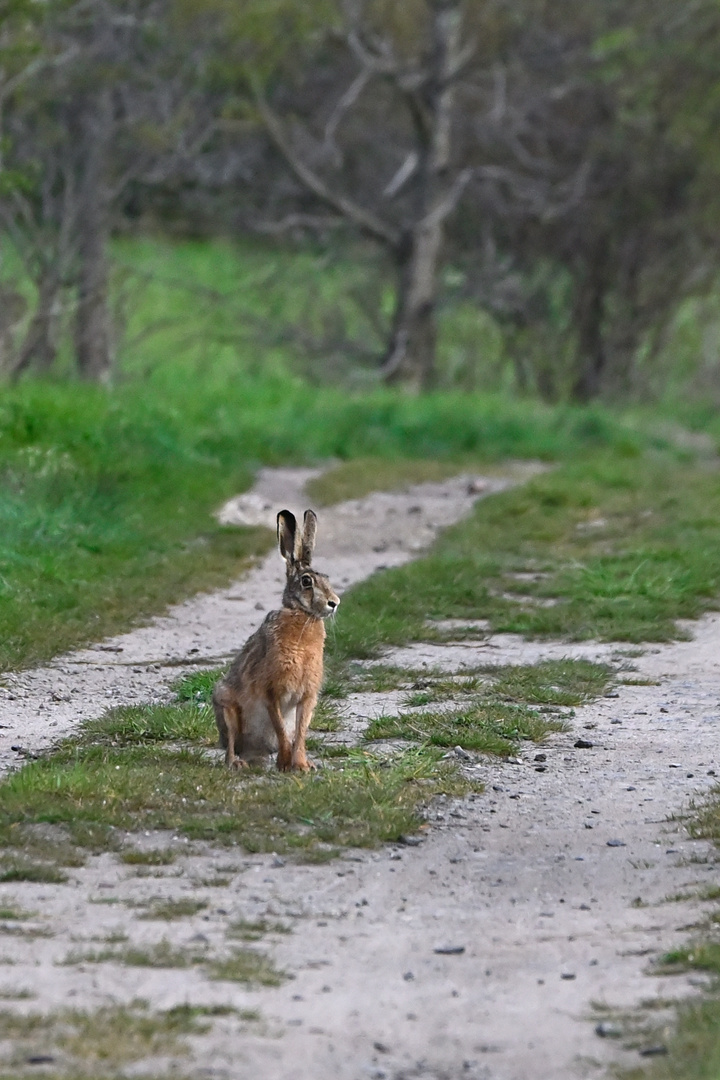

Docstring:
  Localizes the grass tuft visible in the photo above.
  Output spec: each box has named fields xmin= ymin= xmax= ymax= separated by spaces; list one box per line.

xmin=137 ymin=899 xmax=208 ymax=920
xmin=365 ymin=702 xmax=565 ymax=756
xmin=206 ymin=949 xmax=287 ymax=986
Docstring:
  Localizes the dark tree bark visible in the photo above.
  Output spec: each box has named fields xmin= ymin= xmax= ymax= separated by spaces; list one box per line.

xmin=571 ymin=239 xmax=609 ymax=402
xmin=74 ymin=90 xmax=113 ymax=381
xmin=380 ymin=2 xmax=466 ymax=389
xmin=10 ymin=272 xmax=59 ymax=379
xmin=254 ymin=0 xmax=473 ymax=392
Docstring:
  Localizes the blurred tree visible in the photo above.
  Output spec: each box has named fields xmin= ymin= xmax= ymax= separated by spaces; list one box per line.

xmin=0 ymin=0 xmax=213 ymax=380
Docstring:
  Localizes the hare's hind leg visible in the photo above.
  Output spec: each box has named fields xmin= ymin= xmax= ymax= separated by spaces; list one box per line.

xmin=291 ymin=693 xmax=318 ymax=772
xmin=221 ymin=703 xmax=247 ymax=769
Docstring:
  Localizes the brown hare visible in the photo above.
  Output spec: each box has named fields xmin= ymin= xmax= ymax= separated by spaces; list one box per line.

xmin=212 ymin=509 xmax=339 ymax=771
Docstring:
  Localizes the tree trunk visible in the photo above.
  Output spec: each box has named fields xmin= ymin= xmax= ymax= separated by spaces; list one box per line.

xmin=571 ymin=241 xmax=609 ymax=402
xmin=381 ymin=1 xmax=464 ymax=390
xmin=10 ymin=272 xmax=59 ymax=379
xmin=74 ymin=91 xmax=113 ymax=381
xmin=382 ymin=229 xmax=441 ymax=390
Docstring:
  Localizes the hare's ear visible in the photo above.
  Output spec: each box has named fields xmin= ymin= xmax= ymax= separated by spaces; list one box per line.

xmin=300 ymin=509 xmax=317 ymax=565
xmin=277 ymin=510 xmax=297 ymax=565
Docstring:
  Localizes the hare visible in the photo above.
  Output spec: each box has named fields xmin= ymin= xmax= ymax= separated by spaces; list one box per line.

xmin=212 ymin=509 xmax=339 ymax=771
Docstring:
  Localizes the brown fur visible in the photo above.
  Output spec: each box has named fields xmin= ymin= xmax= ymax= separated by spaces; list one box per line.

xmin=212 ymin=509 xmax=339 ymax=771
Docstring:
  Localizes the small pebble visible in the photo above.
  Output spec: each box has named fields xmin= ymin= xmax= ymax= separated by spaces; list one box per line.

xmin=374 ymin=1041 xmax=391 ymax=1054
xmin=574 ymin=738 xmax=594 ymax=749
xmin=560 ymin=972 xmax=576 ymax=980
xmin=595 ymin=1022 xmax=622 ymax=1039
xmin=606 ymin=839 xmax=626 ymax=847
xmin=639 ymin=1045 xmax=668 ymax=1057
xmin=434 ymin=945 xmax=465 ymax=955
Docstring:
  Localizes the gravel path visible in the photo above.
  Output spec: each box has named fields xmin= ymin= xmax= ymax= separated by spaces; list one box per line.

xmin=0 ymin=465 xmax=717 ymax=1079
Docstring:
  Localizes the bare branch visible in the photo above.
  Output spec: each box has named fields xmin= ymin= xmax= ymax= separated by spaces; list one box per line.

xmin=421 ymin=167 xmax=474 ymax=229
xmin=323 ymin=67 xmax=373 ymax=162
xmin=383 ymin=152 xmax=419 ymax=199
xmin=489 ymin=64 xmax=507 ymax=124
xmin=251 ymin=79 xmax=400 ymax=250
xmin=253 ymin=213 xmax=346 ymax=236
xmin=446 ymin=39 xmax=477 ymax=82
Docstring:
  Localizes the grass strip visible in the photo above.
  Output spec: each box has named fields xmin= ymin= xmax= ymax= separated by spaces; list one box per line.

xmin=327 ymin=452 xmax=720 ymax=657
xmin=0 ymin=226 xmax=676 ymax=679
xmin=625 ymin=786 xmax=720 ymax=1079
xmin=365 ymin=702 xmax=565 ymax=757
xmin=0 ymin=703 xmax=473 ymax=859
xmin=0 ymin=1000 xmax=210 ymax=1070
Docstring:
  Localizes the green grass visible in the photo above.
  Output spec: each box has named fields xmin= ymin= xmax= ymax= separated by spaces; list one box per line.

xmin=327 ymin=453 xmax=720 ymax=658
xmin=120 ymin=848 xmax=177 ymax=866
xmin=619 ymin=996 xmax=720 ymax=1080
xmin=2 ymin=234 xmax=683 ymax=674
xmin=0 ymin=704 xmax=473 ymax=859
xmin=0 ymin=1000 xmax=210 ymax=1071
xmin=137 ymin=899 xmax=207 ymax=920
xmin=354 ymin=659 xmax=610 ymax=756
xmin=306 ymin=457 xmax=473 ymax=505
xmin=227 ymin=918 xmax=290 ymax=941
xmin=173 ymin=668 xmax=224 ymax=704
xmin=365 ymin=702 xmax=565 ymax=756
xmin=62 ymin=937 xmax=286 ymax=987
xmin=206 ymin=950 xmax=288 ymax=986
xmin=631 ymin=789 xmax=720 ymax=1080
xmin=491 ymin=659 xmax=613 ymax=705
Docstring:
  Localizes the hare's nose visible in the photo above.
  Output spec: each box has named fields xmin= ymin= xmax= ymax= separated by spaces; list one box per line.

xmin=328 ymin=599 xmax=338 ymax=610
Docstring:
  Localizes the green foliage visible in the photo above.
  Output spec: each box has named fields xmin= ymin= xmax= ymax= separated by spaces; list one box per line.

xmin=0 ymin=238 xmax=669 ymax=672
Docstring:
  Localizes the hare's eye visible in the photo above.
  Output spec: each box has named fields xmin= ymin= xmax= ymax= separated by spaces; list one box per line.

xmin=301 ymin=574 xmax=313 ymax=589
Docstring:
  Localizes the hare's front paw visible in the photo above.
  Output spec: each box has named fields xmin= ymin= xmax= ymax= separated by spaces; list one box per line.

xmin=230 ymin=758 xmax=248 ymax=770
xmin=291 ymin=755 xmax=316 ymax=772
xmin=276 ymin=746 xmax=292 ymax=772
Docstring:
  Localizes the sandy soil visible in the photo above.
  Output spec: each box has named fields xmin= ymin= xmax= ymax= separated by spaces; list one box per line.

xmin=0 ymin=464 xmax=717 ymax=1079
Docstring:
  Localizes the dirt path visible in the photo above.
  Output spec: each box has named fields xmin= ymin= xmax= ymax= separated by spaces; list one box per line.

xmin=0 ymin=465 xmax=718 ymax=1079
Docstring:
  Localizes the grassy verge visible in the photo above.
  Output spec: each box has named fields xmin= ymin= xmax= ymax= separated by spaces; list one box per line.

xmin=327 ymin=451 xmax=720 ymax=660
xmin=0 ymin=696 xmax=473 ymax=864
xmin=359 ymin=659 xmax=611 ymax=756
xmin=613 ymin=786 xmax=720 ymax=1078
xmin=0 ymin=655 xmax=616 ymax=870
xmin=3 ymin=232 xmax=688 ymax=673
xmin=0 ymin=379 xmax=658 ymax=673
xmin=0 ymin=999 xmax=253 ymax=1079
